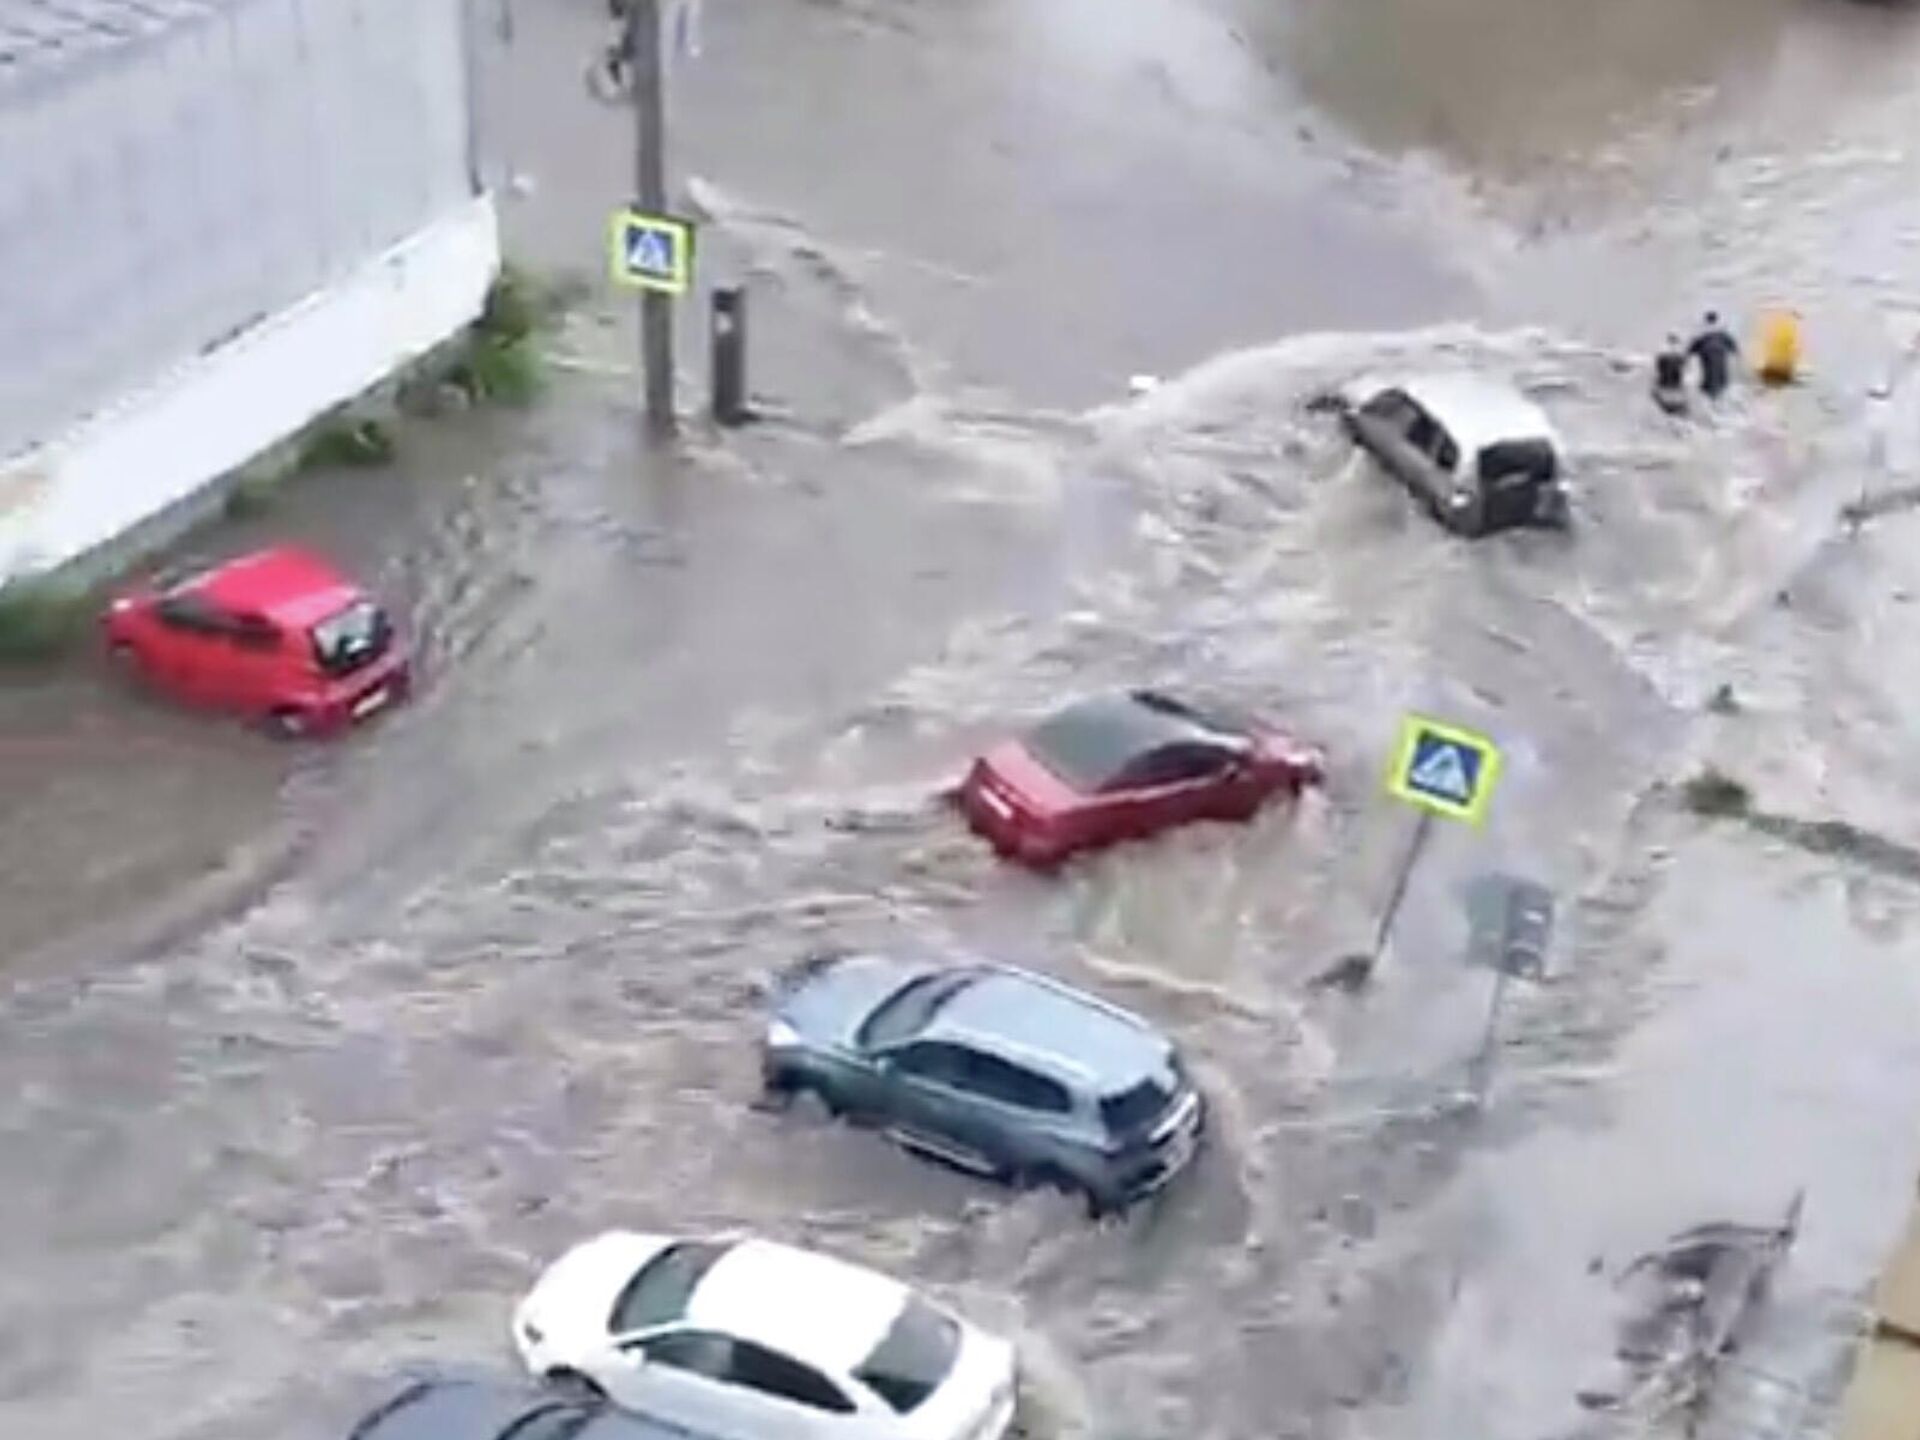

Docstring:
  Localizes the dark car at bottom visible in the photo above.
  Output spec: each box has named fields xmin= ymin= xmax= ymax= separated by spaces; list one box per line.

xmin=348 ymin=1376 xmax=710 ymax=1440
xmin=762 ymin=952 xmax=1204 ymax=1215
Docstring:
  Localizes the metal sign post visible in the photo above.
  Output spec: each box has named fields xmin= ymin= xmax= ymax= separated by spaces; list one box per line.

xmin=1361 ymin=714 xmax=1505 ymax=979
xmin=1462 ymin=874 xmax=1554 ymax=1103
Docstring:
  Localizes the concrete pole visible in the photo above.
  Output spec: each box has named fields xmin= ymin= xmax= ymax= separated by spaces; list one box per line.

xmin=627 ymin=0 xmax=675 ymax=438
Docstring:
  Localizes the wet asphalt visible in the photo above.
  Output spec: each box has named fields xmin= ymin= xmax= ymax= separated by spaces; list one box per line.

xmin=6 ymin=2 xmax=1920 ymax=1439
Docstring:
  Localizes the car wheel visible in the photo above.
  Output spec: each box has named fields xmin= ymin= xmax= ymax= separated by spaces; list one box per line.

xmin=544 ymin=1369 xmax=606 ymax=1401
xmin=107 ymin=641 xmax=144 ymax=680
xmin=761 ymin=1066 xmax=822 ymax=1112
xmin=266 ymin=707 xmax=309 ymax=739
xmin=1020 ymin=1164 xmax=1076 ymax=1197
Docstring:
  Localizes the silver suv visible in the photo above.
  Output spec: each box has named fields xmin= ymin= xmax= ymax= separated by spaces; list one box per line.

xmin=761 ymin=952 xmax=1205 ymax=1215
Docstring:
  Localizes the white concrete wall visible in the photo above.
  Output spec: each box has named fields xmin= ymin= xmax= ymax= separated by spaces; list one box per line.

xmin=0 ymin=193 xmax=499 ymax=582
xmin=0 ymin=0 xmax=477 ymax=463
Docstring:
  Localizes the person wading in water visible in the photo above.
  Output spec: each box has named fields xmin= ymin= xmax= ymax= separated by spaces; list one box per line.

xmin=1653 ymin=334 xmax=1689 ymax=415
xmin=1688 ymin=311 xmax=1740 ymax=400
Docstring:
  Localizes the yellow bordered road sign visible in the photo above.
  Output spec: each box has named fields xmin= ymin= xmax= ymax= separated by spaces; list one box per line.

xmin=1386 ymin=714 xmax=1503 ymax=825
xmin=608 ymin=208 xmax=694 ymax=295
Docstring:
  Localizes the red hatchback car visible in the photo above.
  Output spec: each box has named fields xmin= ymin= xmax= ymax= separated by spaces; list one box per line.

xmin=103 ymin=546 xmax=410 ymax=736
xmin=957 ymin=690 xmax=1324 ymax=868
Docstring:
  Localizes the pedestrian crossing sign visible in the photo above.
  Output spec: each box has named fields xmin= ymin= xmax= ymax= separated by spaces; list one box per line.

xmin=1386 ymin=714 xmax=1502 ymax=824
xmin=608 ymin=208 xmax=694 ymax=295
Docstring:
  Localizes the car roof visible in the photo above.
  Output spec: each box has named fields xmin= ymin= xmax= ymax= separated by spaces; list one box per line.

xmin=186 ymin=546 xmax=364 ymax=629
xmin=923 ymin=968 xmax=1172 ymax=1092
xmin=686 ymin=1238 xmax=910 ymax=1380
xmin=1392 ymin=374 xmax=1559 ymax=455
xmin=348 ymin=1377 xmax=707 ymax=1440
xmin=1024 ymin=691 xmax=1248 ymax=792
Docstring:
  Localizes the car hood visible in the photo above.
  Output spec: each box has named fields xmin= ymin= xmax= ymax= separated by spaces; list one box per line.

xmin=773 ymin=952 xmax=927 ymax=1050
xmin=517 ymin=1231 xmax=674 ymax=1363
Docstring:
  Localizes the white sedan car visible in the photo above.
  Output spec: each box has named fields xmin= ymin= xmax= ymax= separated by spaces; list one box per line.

xmin=513 ymin=1231 xmax=1018 ymax=1440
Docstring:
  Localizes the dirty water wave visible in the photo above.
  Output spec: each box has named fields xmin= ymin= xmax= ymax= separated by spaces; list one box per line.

xmin=0 ymin=319 xmax=1903 ymax=1440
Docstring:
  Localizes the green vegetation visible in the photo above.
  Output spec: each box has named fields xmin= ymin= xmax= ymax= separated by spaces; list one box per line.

xmin=222 ymin=470 xmax=282 ymax=520
xmin=0 ymin=579 xmax=89 ymax=664
xmin=480 ymin=262 xmax=544 ymax=342
xmin=296 ymin=415 xmax=396 ymax=471
xmin=453 ymin=263 xmax=568 ymax=407
xmin=1679 ymin=766 xmax=1920 ymax=883
xmin=447 ymin=332 xmax=545 ymax=407
xmin=1680 ymin=766 xmax=1753 ymax=819
xmin=399 ymin=264 xmax=569 ymax=414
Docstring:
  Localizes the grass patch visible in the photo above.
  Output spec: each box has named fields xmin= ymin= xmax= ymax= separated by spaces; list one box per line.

xmin=1681 ymin=766 xmax=1753 ymax=819
xmin=1678 ymin=769 xmax=1920 ymax=884
xmin=223 ymin=470 xmax=283 ymax=520
xmin=428 ymin=263 xmax=572 ymax=409
xmin=1749 ymin=814 xmax=1920 ymax=882
xmin=297 ymin=415 xmax=396 ymax=471
xmin=449 ymin=335 xmax=545 ymax=407
xmin=479 ymin=262 xmax=543 ymax=343
xmin=0 ymin=580 xmax=89 ymax=664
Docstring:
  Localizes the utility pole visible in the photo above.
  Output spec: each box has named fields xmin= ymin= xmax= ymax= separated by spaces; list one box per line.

xmin=626 ymin=0 xmax=675 ymax=438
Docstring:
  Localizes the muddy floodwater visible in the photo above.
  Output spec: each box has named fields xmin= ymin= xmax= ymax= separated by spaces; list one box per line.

xmin=6 ymin=2 xmax=1920 ymax=1440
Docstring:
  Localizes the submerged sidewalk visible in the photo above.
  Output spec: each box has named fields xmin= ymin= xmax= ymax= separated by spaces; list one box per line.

xmin=1837 ymin=1173 xmax=1920 ymax=1440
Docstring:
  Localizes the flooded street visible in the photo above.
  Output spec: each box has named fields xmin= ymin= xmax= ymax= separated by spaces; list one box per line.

xmin=6 ymin=2 xmax=1920 ymax=1439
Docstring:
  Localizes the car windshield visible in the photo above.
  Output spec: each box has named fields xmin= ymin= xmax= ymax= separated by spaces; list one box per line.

xmin=1025 ymin=695 xmax=1203 ymax=793
xmin=1100 ymin=1074 xmax=1177 ymax=1137
xmin=309 ymin=598 xmax=391 ymax=677
xmin=856 ymin=971 xmax=979 ymax=1051
xmin=853 ymin=1298 xmax=961 ymax=1414
xmin=609 ymin=1240 xmax=730 ymax=1334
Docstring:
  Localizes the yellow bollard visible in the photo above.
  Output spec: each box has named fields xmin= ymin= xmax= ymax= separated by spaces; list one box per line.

xmin=1758 ymin=310 xmax=1802 ymax=386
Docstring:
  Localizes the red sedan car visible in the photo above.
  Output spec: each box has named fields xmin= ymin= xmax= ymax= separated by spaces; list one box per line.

xmin=957 ymin=690 xmax=1324 ymax=868
xmin=103 ymin=546 xmax=410 ymax=737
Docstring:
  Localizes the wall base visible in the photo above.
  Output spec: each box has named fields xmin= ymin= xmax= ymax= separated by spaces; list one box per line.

xmin=0 ymin=193 xmax=501 ymax=584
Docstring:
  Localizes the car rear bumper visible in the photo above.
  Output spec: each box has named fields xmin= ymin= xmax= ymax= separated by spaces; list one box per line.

xmin=958 ymin=783 xmax=1067 ymax=867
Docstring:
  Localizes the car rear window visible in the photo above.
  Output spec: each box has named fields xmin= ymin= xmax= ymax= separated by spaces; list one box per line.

xmin=1026 ymin=695 xmax=1210 ymax=793
xmin=1100 ymin=1076 xmax=1176 ymax=1136
xmin=310 ymin=598 xmax=392 ymax=677
xmin=609 ymin=1240 xmax=730 ymax=1333
xmin=853 ymin=1299 xmax=962 ymax=1413
xmin=1478 ymin=438 xmax=1557 ymax=488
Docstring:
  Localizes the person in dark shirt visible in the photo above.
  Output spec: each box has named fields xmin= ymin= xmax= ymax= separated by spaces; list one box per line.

xmin=1688 ymin=312 xmax=1740 ymax=399
xmin=1653 ymin=334 xmax=1689 ymax=415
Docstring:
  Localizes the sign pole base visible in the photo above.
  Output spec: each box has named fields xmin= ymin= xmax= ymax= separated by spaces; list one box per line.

xmin=1366 ymin=809 xmax=1434 ymax=979
xmin=1466 ymin=969 xmax=1511 ymax=1104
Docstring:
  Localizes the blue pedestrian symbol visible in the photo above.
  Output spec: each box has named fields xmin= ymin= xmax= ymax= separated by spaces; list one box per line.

xmin=628 ymin=228 xmax=672 ymax=277
xmin=1409 ymin=734 xmax=1478 ymax=805
xmin=608 ymin=209 xmax=693 ymax=295
xmin=1386 ymin=714 xmax=1503 ymax=824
